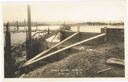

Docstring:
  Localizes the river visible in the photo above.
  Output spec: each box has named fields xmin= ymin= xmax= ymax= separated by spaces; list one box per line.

xmin=7 ymin=25 xmax=123 ymax=46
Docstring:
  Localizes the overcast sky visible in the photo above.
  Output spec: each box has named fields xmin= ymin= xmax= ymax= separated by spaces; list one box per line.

xmin=2 ymin=0 xmax=126 ymax=23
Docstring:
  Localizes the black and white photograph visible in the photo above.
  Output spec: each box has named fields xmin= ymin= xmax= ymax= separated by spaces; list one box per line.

xmin=1 ymin=0 xmax=126 ymax=78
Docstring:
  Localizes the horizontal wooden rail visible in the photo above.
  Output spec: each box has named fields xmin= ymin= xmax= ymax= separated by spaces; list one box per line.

xmin=22 ymin=33 xmax=106 ymax=67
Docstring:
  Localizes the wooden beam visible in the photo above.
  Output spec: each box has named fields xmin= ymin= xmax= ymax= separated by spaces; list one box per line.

xmin=4 ymin=22 xmax=14 ymax=77
xmin=97 ymin=68 xmax=111 ymax=73
xmin=27 ymin=5 xmax=32 ymax=41
xmin=5 ymin=22 xmax=12 ymax=62
xmin=22 ymin=33 xmax=106 ymax=67
xmin=48 ymin=32 xmax=58 ymax=47
xmin=26 ymin=5 xmax=32 ymax=60
xmin=25 ymin=32 xmax=79 ymax=64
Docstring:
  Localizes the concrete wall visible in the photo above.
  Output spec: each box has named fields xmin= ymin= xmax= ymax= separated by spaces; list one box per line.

xmin=60 ymin=30 xmax=105 ymax=46
xmin=101 ymin=28 xmax=124 ymax=42
xmin=60 ymin=28 xmax=124 ymax=46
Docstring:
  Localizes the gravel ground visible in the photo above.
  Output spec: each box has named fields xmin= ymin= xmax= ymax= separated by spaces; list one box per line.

xmin=20 ymin=42 xmax=124 ymax=78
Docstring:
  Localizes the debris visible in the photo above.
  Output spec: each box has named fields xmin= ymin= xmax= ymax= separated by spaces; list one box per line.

xmin=97 ymin=68 xmax=111 ymax=73
xmin=106 ymin=58 xmax=124 ymax=66
xmin=79 ymin=47 xmax=85 ymax=50
xmin=19 ymin=73 xmax=25 ymax=78
xmin=86 ymin=49 xmax=93 ymax=51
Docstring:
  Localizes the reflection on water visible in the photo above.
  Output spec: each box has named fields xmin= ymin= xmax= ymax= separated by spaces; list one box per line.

xmin=9 ymin=25 xmax=123 ymax=45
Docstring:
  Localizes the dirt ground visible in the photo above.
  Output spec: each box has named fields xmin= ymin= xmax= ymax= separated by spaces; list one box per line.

xmin=20 ymin=41 xmax=124 ymax=78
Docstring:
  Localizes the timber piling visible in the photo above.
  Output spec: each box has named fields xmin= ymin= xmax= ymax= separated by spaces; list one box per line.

xmin=4 ymin=22 xmax=15 ymax=77
xmin=26 ymin=5 xmax=32 ymax=60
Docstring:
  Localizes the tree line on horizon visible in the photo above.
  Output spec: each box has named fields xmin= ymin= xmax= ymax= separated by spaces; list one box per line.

xmin=3 ymin=21 xmax=124 ymax=27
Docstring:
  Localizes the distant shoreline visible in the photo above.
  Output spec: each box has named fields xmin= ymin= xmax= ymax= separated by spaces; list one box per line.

xmin=3 ymin=21 xmax=124 ymax=27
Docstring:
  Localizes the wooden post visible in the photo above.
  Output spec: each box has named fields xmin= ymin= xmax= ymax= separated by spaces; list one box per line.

xmin=16 ymin=21 xmax=19 ymax=31
xmin=4 ymin=22 xmax=14 ymax=77
xmin=48 ymin=27 xmax=50 ymax=34
xmin=22 ymin=33 xmax=106 ymax=67
xmin=77 ymin=26 xmax=80 ymax=41
xmin=36 ymin=22 xmax=38 ymax=31
xmin=59 ymin=26 xmax=62 ymax=41
xmin=60 ymin=27 xmax=64 ymax=41
xmin=24 ymin=19 xmax=26 ymax=31
xmin=77 ymin=26 xmax=80 ymax=32
xmin=26 ymin=5 xmax=32 ymax=60
xmin=104 ymin=27 xmax=107 ymax=42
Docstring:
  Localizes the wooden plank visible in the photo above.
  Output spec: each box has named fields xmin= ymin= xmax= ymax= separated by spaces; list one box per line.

xmin=48 ymin=32 xmax=58 ymax=46
xmin=97 ymin=68 xmax=111 ymax=73
xmin=22 ymin=33 xmax=106 ymax=67
xmin=106 ymin=58 xmax=124 ymax=66
xmin=25 ymin=32 xmax=79 ymax=63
